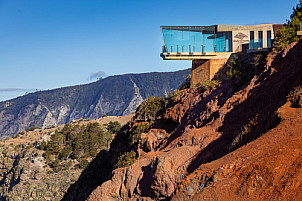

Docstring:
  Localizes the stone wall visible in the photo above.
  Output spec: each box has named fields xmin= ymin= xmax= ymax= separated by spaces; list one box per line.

xmin=191 ymin=58 xmax=229 ymax=87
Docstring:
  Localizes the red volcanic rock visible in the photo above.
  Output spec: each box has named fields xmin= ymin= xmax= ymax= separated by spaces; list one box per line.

xmin=173 ymin=103 xmax=302 ymax=201
xmin=86 ymin=39 xmax=302 ymax=200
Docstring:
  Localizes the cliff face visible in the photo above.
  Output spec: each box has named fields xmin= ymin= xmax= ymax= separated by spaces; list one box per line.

xmin=0 ymin=69 xmax=190 ymax=139
xmin=75 ymin=39 xmax=302 ymax=201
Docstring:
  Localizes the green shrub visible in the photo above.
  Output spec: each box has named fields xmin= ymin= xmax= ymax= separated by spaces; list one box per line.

xmin=195 ymin=80 xmax=219 ymax=91
xmin=226 ymin=56 xmax=241 ymax=80
xmin=167 ymin=89 xmax=181 ymax=102
xmin=229 ymin=114 xmax=259 ymax=150
xmin=58 ymin=146 xmax=72 ymax=160
xmin=27 ymin=127 xmax=37 ymax=132
xmin=288 ymin=86 xmax=302 ymax=108
xmin=107 ymin=121 xmax=122 ymax=133
xmin=78 ymin=159 xmax=89 ymax=169
xmin=178 ymin=74 xmax=191 ymax=90
xmin=226 ymin=53 xmax=267 ymax=91
xmin=102 ymin=114 xmax=108 ymax=118
xmin=62 ymin=160 xmax=73 ymax=170
xmin=129 ymin=122 xmax=152 ymax=146
xmin=39 ymin=140 xmax=47 ymax=150
xmin=52 ymin=159 xmax=60 ymax=166
xmin=12 ymin=133 xmax=21 ymax=139
xmin=115 ymin=151 xmax=137 ymax=168
xmin=18 ymin=131 xmax=25 ymax=135
xmin=42 ymin=122 xmax=110 ymax=163
xmin=134 ymin=96 xmax=165 ymax=121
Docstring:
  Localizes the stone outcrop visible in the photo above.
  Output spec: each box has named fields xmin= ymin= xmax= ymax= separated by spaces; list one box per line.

xmin=84 ymin=39 xmax=302 ymax=200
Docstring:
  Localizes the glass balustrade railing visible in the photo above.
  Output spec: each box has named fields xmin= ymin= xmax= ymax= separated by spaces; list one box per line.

xmin=161 ymin=27 xmax=232 ymax=54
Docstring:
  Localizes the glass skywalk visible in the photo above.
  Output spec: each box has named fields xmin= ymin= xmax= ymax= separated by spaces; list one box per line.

xmin=161 ymin=26 xmax=232 ymax=53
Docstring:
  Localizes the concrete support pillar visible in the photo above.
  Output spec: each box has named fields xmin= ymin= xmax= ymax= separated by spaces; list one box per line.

xmin=191 ymin=58 xmax=229 ymax=88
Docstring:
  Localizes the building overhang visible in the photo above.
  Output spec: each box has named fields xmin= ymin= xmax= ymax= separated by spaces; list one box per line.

xmin=160 ymin=52 xmax=232 ymax=60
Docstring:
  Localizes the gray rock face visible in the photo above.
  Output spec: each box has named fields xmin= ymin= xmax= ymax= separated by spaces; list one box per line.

xmin=0 ymin=69 xmax=190 ymax=139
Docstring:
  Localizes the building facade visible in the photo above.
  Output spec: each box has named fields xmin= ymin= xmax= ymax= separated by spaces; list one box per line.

xmin=160 ymin=24 xmax=281 ymax=87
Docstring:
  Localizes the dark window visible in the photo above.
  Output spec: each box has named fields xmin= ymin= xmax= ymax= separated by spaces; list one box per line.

xmin=267 ymin=31 xmax=272 ymax=48
xmin=258 ymin=31 xmax=263 ymax=48
xmin=250 ymin=31 xmax=254 ymax=41
xmin=249 ymin=31 xmax=255 ymax=49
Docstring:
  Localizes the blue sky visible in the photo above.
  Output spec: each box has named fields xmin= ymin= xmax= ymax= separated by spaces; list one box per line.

xmin=0 ymin=0 xmax=299 ymax=101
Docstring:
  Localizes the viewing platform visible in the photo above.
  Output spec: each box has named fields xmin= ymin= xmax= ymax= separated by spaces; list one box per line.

xmin=160 ymin=52 xmax=232 ymax=60
xmin=160 ymin=24 xmax=282 ymax=86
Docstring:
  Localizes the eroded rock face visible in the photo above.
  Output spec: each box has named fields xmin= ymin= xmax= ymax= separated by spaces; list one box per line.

xmin=173 ymin=103 xmax=302 ymax=201
xmin=85 ymin=40 xmax=302 ymax=200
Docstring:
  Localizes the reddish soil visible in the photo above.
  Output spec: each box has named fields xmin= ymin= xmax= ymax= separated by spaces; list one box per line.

xmin=83 ymin=39 xmax=302 ymax=201
xmin=173 ymin=102 xmax=302 ymax=200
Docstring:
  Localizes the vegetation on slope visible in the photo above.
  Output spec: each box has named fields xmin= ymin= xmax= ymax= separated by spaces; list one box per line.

xmin=40 ymin=121 xmax=122 ymax=171
xmin=0 ymin=116 xmax=129 ymax=201
xmin=226 ymin=52 xmax=268 ymax=91
xmin=272 ymin=3 xmax=302 ymax=54
xmin=288 ymin=85 xmax=302 ymax=108
xmin=62 ymin=94 xmax=168 ymax=200
xmin=133 ymin=96 xmax=165 ymax=121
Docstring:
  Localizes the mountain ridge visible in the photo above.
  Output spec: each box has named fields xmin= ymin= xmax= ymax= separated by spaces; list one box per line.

xmin=0 ymin=69 xmax=190 ymax=139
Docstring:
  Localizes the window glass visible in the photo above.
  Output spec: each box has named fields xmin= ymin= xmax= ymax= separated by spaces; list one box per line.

xmin=258 ymin=31 xmax=263 ymax=48
xmin=267 ymin=30 xmax=272 ymax=48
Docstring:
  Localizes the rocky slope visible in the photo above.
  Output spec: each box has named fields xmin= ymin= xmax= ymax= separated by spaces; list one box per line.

xmin=63 ymin=38 xmax=302 ymax=201
xmin=0 ymin=116 xmax=131 ymax=201
xmin=0 ymin=69 xmax=190 ymax=139
xmin=173 ymin=101 xmax=302 ymax=201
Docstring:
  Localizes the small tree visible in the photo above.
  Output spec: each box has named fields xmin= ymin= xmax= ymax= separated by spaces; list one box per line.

xmin=27 ymin=127 xmax=37 ymax=132
xmin=115 ymin=151 xmax=137 ymax=168
xmin=107 ymin=121 xmax=122 ymax=133
xmin=78 ymin=159 xmax=89 ymax=169
xmin=272 ymin=3 xmax=302 ymax=54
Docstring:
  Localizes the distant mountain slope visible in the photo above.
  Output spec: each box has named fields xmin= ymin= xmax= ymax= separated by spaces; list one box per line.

xmin=0 ymin=69 xmax=190 ymax=139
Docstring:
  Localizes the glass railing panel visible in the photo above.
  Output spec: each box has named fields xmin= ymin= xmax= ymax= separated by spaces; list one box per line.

xmin=249 ymin=40 xmax=264 ymax=49
xmin=249 ymin=40 xmax=255 ymax=49
xmin=162 ymin=28 xmax=232 ymax=53
xmin=181 ymin=30 xmax=190 ymax=52
xmin=203 ymin=34 xmax=215 ymax=52
xmin=215 ymin=34 xmax=226 ymax=52
xmin=190 ymin=31 xmax=202 ymax=52
xmin=176 ymin=30 xmax=183 ymax=53
xmin=162 ymin=29 xmax=178 ymax=53
xmin=267 ymin=38 xmax=272 ymax=48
